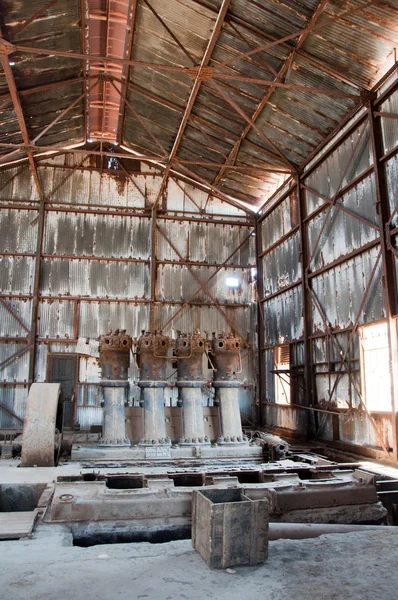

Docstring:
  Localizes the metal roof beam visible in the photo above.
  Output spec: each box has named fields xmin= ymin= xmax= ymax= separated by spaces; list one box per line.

xmin=153 ymin=0 xmax=231 ymax=207
xmin=0 ymin=37 xmax=45 ymax=201
xmin=117 ymin=0 xmax=138 ymax=143
xmin=207 ymin=0 xmax=330 ymax=194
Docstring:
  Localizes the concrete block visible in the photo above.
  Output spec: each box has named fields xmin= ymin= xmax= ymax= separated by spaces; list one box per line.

xmin=192 ymin=488 xmax=268 ymax=568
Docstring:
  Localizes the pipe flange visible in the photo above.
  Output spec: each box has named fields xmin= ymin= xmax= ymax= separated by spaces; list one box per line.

xmin=99 ymin=381 xmax=129 ymax=388
xmin=138 ymin=380 xmax=167 ymax=388
xmin=212 ymin=381 xmax=241 ymax=388
xmin=176 ymin=380 xmax=205 ymax=388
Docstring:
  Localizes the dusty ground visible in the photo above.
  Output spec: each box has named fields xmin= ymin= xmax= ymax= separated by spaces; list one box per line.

xmin=0 ymin=527 xmax=396 ymax=600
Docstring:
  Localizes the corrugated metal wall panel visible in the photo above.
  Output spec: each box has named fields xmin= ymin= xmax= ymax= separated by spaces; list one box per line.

xmin=0 ymin=343 xmax=30 ymax=381
xmin=0 ymin=208 xmax=38 ymax=253
xmin=43 ymin=212 xmax=151 ymax=259
xmin=78 ymin=302 xmax=149 ymax=338
xmin=38 ymin=300 xmax=75 ymax=338
xmin=380 ymin=89 xmax=398 ymax=154
xmin=158 ymin=220 xmax=255 ymax=265
xmin=40 ymin=259 xmax=149 ymax=299
xmin=263 ymin=285 xmax=303 ymax=345
xmin=261 ymin=195 xmax=292 ymax=250
xmin=0 ymin=256 xmax=35 ymax=295
xmin=311 ymin=246 xmax=385 ymax=331
xmin=262 ymin=231 xmax=301 ymax=295
xmin=0 ymin=299 xmax=31 ymax=336
xmin=157 ymin=265 xmax=252 ymax=304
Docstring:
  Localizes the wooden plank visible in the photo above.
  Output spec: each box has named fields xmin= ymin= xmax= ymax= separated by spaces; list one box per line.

xmin=0 ymin=509 xmax=39 ymax=539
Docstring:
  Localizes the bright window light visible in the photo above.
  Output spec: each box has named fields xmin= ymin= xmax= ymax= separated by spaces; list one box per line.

xmin=226 ymin=277 xmax=240 ymax=288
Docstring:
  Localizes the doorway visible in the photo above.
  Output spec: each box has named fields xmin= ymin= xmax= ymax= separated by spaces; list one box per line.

xmin=47 ymin=354 xmax=78 ymax=429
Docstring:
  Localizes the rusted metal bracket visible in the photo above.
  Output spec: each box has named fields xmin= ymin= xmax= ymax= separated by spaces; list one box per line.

xmin=0 ymin=38 xmax=15 ymax=56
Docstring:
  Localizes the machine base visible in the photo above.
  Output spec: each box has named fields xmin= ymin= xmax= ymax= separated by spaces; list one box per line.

xmin=71 ymin=442 xmax=263 ymax=462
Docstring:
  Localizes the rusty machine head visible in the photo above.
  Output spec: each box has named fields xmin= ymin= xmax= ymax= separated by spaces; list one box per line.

xmin=211 ymin=333 xmax=242 ymax=381
xmin=136 ymin=331 xmax=170 ymax=381
xmin=175 ymin=331 xmax=207 ymax=382
xmin=99 ymin=330 xmax=132 ymax=380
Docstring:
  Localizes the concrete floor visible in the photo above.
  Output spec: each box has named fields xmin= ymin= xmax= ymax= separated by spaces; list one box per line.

xmin=0 ymin=527 xmax=397 ymax=600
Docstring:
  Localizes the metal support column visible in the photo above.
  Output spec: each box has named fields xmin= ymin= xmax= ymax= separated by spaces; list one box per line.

xmin=297 ymin=176 xmax=315 ymax=434
xmin=255 ymin=217 xmax=265 ymax=427
xmin=369 ymin=100 xmax=398 ymax=460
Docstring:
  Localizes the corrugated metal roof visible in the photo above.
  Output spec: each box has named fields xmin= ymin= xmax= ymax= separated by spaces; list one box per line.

xmin=0 ymin=0 xmax=84 ymax=159
xmin=0 ymin=0 xmax=397 ymax=206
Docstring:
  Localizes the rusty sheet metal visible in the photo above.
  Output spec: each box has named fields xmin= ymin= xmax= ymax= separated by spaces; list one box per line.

xmin=40 ymin=258 xmax=149 ymax=299
xmin=261 ymin=193 xmax=295 ymax=250
xmin=1 ymin=0 xmax=84 ymax=155
xmin=43 ymin=165 xmax=147 ymax=208
xmin=386 ymin=153 xmax=398 ymax=225
xmin=0 ymin=256 xmax=35 ymax=295
xmin=305 ymin=123 xmax=373 ymax=212
xmin=20 ymin=383 xmax=61 ymax=467
xmin=307 ymin=176 xmax=379 ymax=271
xmin=0 ymin=166 xmax=40 ymax=200
xmin=0 ymin=208 xmax=38 ymax=252
xmin=0 ymin=342 xmax=29 ymax=381
xmin=43 ymin=211 xmax=151 ymax=259
xmin=157 ymin=220 xmax=255 ymax=265
xmin=37 ymin=299 xmax=75 ymax=339
xmin=0 ymin=385 xmax=29 ymax=428
xmin=0 ymin=299 xmax=32 ymax=337
xmin=262 ymin=231 xmax=301 ymax=296
xmin=263 ymin=284 xmax=303 ymax=345
xmin=78 ymin=301 xmax=150 ymax=339
xmin=380 ymin=89 xmax=398 ymax=154
xmin=311 ymin=246 xmax=385 ymax=332
xmin=157 ymin=264 xmax=252 ymax=304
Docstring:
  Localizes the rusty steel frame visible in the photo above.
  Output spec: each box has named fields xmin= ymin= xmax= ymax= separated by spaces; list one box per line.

xmin=210 ymin=79 xmax=295 ymax=172
xmin=204 ymin=0 xmax=329 ymax=208
xmin=159 ymin=227 xmax=254 ymax=332
xmin=214 ymin=0 xmax=378 ymax=70
xmin=142 ymin=0 xmax=195 ymax=65
xmin=306 ymin=120 xmax=370 ymax=269
xmin=256 ymin=67 xmax=398 ymax=457
xmin=0 ymin=401 xmax=24 ymax=425
xmin=9 ymin=0 xmax=59 ymax=39
xmin=369 ymin=98 xmax=398 ymax=461
xmin=153 ymin=0 xmax=231 ymax=208
xmin=116 ymin=0 xmax=138 ymax=143
xmin=213 ymin=75 xmax=360 ymax=100
xmin=156 ymin=223 xmax=246 ymax=339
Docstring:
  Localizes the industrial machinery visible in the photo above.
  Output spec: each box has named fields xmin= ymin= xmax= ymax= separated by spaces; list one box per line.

xmin=70 ymin=329 xmax=263 ymax=462
xmin=175 ymin=331 xmax=209 ymax=446
xmin=98 ymin=330 xmax=132 ymax=448
xmin=136 ymin=331 xmax=171 ymax=446
xmin=210 ymin=333 xmax=248 ymax=445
